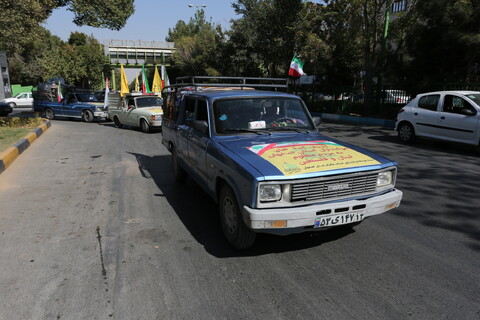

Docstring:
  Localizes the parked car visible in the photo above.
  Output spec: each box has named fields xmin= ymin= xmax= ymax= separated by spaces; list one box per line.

xmin=162 ymin=76 xmax=403 ymax=249
xmin=382 ymin=90 xmax=410 ymax=104
xmin=1 ymin=92 xmax=33 ymax=108
xmin=0 ymin=102 xmax=13 ymax=116
xmin=395 ymin=91 xmax=480 ymax=145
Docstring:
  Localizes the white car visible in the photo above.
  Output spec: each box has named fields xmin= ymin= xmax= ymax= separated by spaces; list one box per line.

xmin=395 ymin=91 xmax=480 ymax=146
xmin=2 ymin=92 xmax=33 ymax=108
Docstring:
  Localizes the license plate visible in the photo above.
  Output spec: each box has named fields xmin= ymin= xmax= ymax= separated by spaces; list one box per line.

xmin=314 ymin=210 xmax=365 ymax=228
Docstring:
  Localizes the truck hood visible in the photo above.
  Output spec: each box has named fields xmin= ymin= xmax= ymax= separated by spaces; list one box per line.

xmin=217 ymin=133 xmax=396 ymax=180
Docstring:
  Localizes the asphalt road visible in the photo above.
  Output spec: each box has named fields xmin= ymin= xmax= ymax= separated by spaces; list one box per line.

xmin=0 ymin=119 xmax=479 ymax=320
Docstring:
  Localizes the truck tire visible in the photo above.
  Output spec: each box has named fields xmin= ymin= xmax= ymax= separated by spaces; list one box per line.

xmin=8 ymin=102 xmax=16 ymax=108
xmin=44 ymin=108 xmax=54 ymax=120
xmin=113 ymin=116 xmax=123 ymax=128
xmin=82 ymin=110 xmax=94 ymax=123
xmin=219 ymin=185 xmax=256 ymax=250
xmin=171 ymin=148 xmax=187 ymax=183
xmin=140 ymin=119 xmax=150 ymax=133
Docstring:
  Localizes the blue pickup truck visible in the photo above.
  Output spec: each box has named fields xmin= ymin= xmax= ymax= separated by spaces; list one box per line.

xmin=162 ymin=77 xmax=403 ymax=249
xmin=33 ymin=91 xmax=108 ymax=122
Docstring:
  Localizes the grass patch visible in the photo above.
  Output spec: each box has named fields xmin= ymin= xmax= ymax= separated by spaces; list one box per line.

xmin=0 ymin=116 xmax=45 ymax=153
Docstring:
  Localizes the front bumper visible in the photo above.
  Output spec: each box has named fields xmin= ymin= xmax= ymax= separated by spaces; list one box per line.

xmin=94 ymin=111 xmax=108 ymax=118
xmin=148 ymin=120 xmax=162 ymax=127
xmin=243 ymin=189 xmax=402 ymax=233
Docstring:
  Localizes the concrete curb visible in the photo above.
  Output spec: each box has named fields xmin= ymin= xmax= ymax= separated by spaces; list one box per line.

xmin=312 ymin=112 xmax=396 ymax=129
xmin=0 ymin=120 xmax=51 ymax=175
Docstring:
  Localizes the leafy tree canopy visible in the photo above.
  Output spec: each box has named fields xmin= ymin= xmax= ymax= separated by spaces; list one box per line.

xmin=0 ymin=0 xmax=134 ymax=54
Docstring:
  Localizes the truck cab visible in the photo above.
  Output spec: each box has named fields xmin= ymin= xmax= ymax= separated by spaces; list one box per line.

xmin=107 ymin=92 xmax=163 ymax=133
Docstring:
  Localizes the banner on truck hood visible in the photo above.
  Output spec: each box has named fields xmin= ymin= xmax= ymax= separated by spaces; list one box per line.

xmin=247 ymin=140 xmax=380 ymax=176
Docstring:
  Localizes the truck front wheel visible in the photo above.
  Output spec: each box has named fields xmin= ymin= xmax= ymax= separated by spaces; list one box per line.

xmin=140 ymin=119 xmax=150 ymax=133
xmin=82 ymin=110 xmax=94 ymax=123
xmin=113 ymin=116 xmax=123 ymax=128
xmin=44 ymin=108 xmax=54 ymax=120
xmin=219 ymin=185 xmax=256 ymax=250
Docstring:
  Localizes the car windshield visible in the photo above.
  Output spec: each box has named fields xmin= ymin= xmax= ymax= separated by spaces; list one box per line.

xmin=76 ymin=93 xmax=100 ymax=102
xmin=136 ymin=97 xmax=163 ymax=108
xmin=465 ymin=94 xmax=480 ymax=106
xmin=213 ymin=97 xmax=313 ymax=134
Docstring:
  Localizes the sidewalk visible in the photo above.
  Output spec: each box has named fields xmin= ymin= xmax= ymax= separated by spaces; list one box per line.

xmin=312 ymin=112 xmax=396 ymax=129
xmin=0 ymin=119 xmax=51 ymax=174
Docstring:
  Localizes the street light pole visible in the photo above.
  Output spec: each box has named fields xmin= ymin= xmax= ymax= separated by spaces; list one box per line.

xmin=187 ymin=4 xmax=207 ymax=8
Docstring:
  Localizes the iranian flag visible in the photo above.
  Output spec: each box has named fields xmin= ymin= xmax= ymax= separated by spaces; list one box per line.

xmin=288 ymin=54 xmax=305 ymax=77
xmin=57 ymin=82 xmax=63 ymax=102
xmin=141 ymin=64 xmax=151 ymax=93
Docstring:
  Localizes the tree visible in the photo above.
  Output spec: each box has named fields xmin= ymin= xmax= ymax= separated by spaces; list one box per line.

xmin=167 ymin=10 xmax=224 ymax=77
xmin=403 ymin=0 xmax=480 ymax=92
xmin=229 ymin=0 xmax=303 ymax=77
xmin=0 ymin=0 xmax=134 ymax=55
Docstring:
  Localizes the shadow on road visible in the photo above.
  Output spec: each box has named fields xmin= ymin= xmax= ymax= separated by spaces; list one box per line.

xmin=128 ymin=152 xmax=355 ymax=258
xmin=322 ymin=123 xmax=480 ymax=251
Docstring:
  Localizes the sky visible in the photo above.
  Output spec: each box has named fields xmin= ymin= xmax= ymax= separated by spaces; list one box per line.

xmin=43 ymin=0 xmax=239 ymax=43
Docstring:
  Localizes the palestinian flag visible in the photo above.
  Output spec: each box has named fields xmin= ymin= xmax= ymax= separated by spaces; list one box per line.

xmin=288 ymin=54 xmax=305 ymax=77
xmin=141 ymin=64 xmax=151 ymax=93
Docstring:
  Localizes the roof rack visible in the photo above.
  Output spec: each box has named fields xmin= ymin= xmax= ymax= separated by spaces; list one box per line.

xmin=167 ymin=76 xmax=288 ymax=90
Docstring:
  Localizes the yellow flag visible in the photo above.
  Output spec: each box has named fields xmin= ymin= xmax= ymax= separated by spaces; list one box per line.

xmin=135 ymin=74 xmax=140 ymax=92
xmin=151 ymin=66 xmax=163 ymax=93
xmin=120 ymin=64 xmax=130 ymax=97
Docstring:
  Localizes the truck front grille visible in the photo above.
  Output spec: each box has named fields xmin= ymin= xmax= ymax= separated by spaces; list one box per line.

xmin=291 ymin=173 xmax=378 ymax=202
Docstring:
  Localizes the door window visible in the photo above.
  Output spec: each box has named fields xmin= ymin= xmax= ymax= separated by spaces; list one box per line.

xmin=418 ymin=95 xmax=440 ymax=111
xmin=442 ymin=95 xmax=476 ymax=115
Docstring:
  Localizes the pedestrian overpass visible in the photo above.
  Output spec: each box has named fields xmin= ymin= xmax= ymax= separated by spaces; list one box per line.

xmin=104 ymin=39 xmax=175 ymax=68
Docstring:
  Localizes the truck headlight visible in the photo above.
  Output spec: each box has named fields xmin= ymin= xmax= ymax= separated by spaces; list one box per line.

xmin=377 ymin=171 xmax=393 ymax=187
xmin=259 ymin=184 xmax=282 ymax=202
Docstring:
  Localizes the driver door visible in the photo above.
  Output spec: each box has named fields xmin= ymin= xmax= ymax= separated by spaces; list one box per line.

xmin=437 ymin=95 xmax=479 ymax=143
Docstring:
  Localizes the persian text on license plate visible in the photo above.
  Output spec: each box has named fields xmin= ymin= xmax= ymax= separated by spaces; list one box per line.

xmin=314 ymin=210 xmax=365 ymax=228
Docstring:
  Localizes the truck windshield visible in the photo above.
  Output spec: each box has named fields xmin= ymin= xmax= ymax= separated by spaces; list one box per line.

xmin=213 ymin=97 xmax=313 ymax=134
xmin=136 ymin=97 xmax=163 ymax=108
xmin=76 ymin=93 xmax=100 ymax=102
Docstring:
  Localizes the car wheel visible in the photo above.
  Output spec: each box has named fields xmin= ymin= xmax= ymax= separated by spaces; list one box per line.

xmin=44 ymin=108 xmax=54 ymax=120
xmin=171 ymin=148 xmax=187 ymax=183
xmin=140 ymin=119 xmax=150 ymax=133
xmin=82 ymin=110 xmax=94 ymax=123
xmin=113 ymin=116 xmax=123 ymax=128
xmin=219 ymin=185 xmax=256 ymax=250
xmin=8 ymin=102 xmax=16 ymax=108
xmin=398 ymin=122 xmax=415 ymax=143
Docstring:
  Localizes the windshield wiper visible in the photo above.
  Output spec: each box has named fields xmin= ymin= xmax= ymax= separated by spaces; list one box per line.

xmin=267 ymin=127 xmax=311 ymax=133
xmin=222 ymin=129 xmax=271 ymax=135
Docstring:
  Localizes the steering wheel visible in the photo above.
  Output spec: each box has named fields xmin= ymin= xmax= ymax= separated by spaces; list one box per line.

xmin=274 ymin=117 xmax=295 ymax=124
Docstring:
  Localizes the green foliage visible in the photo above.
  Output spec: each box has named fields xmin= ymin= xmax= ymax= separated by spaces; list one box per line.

xmin=0 ymin=116 xmax=44 ymax=128
xmin=167 ymin=10 xmax=224 ymax=76
xmin=403 ymin=0 xmax=480 ymax=92
xmin=0 ymin=0 xmax=134 ymax=55
xmin=229 ymin=0 xmax=303 ymax=77
xmin=69 ymin=0 xmax=134 ymax=30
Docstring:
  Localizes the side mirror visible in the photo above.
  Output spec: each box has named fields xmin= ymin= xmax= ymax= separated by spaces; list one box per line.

xmin=128 ymin=105 xmax=135 ymax=110
xmin=193 ymin=120 xmax=209 ymax=134
xmin=460 ymin=108 xmax=477 ymax=116
xmin=312 ymin=116 xmax=322 ymax=128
